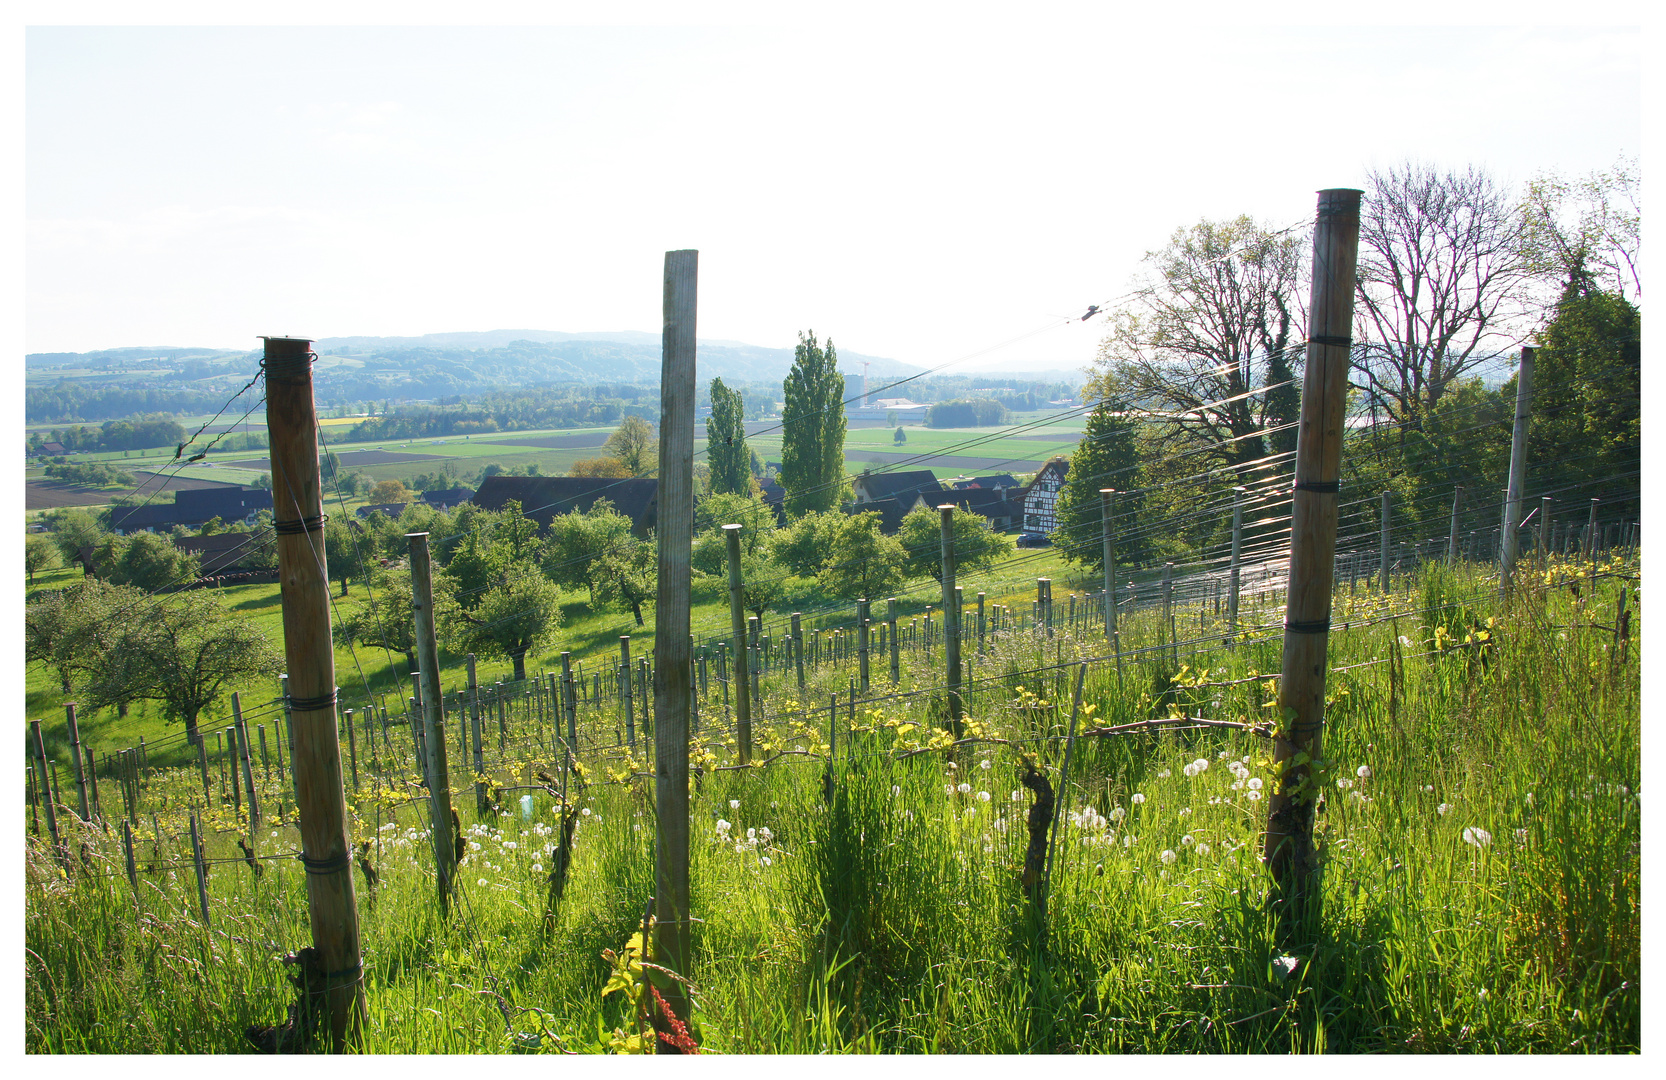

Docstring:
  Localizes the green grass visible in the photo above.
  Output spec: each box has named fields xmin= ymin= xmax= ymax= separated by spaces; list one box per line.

xmin=23 ymin=549 xmax=1639 ymax=1053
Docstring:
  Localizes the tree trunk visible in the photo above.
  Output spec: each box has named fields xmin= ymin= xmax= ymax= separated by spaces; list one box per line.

xmin=632 ymin=603 xmax=645 ymax=628
xmin=341 ymin=577 xmax=350 ymax=597
xmin=185 ymin=712 xmax=200 ymax=746
xmin=512 ymin=649 xmax=527 ymax=682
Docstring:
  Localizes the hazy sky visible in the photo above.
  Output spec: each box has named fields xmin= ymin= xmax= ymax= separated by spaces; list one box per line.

xmin=22 ymin=17 xmax=1642 ymax=375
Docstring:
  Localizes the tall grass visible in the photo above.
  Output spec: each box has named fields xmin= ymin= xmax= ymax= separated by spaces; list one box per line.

xmin=24 ymin=555 xmax=1639 ymax=1053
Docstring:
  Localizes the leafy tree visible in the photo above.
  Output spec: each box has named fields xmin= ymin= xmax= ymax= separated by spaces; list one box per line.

xmin=78 ymin=589 xmax=283 ymax=744
xmin=897 ymin=504 xmax=1015 ymax=582
xmin=90 ymin=531 xmax=201 ymax=590
xmin=437 ymin=563 xmax=563 ymax=681
xmin=706 ymin=378 xmax=754 ymax=496
xmin=769 ymin=509 xmax=844 ymax=578
xmin=570 ymin=456 xmax=633 ymax=478
xmin=815 ymin=512 xmax=905 ymax=602
xmin=26 ymin=585 xmax=85 ymax=691
xmin=1527 ymin=288 xmax=1640 ymax=520
xmin=25 ymin=534 xmax=57 ymax=584
xmin=441 ymin=501 xmax=543 ymax=607
xmin=779 ymin=331 xmax=848 ymax=516
xmin=925 ymin=399 xmax=1010 ymax=427
xmin=44 ymin=461 xmax=135 ymax=487
xmin=1052 ymin=399 xmax=1147 ymax=570
xmin=368 ymin=478 xmax=413 ymax=505
xmin=324 ymin=516 xmax=368 ymax=596
xmin=1520 ymin=156 xmax=1640 ymax=303
xmin=334 ymin=562 xmax=419 ymax=672
xmin=1353 ymin=162 xmax=1536 ymax=433
xmin=605 ymin=415 xmax=657 ymax=477
xmin=198 ymin=516 xmax=227 ymax=536
xmin=894 ymin=427 xmax=906 ymax=445
xmin=544 ymin=498 xmax=657 ymax=626
xmin=1088 ymin=215 xmax=1304 ymax=482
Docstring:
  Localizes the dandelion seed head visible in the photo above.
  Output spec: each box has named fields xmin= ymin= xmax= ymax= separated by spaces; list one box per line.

xmin=958 ymin=783 xmax=972 ymax=794
xmin=1438 ymin=803 xmax=1452 ymax=816
xmin=1356 ymin=765 xmax=1372 ymax=779
xmin=1462 ymin=826 xmax=1492 ymax=848
xmin=977 ymin=791 xmax=991 ymax=802
xmin=1131 ymin=793 xmax=1146 ymax=805
xmin=1159 ymin=849 xmax=1177 ymax=864
xmin=730 ymin=800 xmax=740 ymax=810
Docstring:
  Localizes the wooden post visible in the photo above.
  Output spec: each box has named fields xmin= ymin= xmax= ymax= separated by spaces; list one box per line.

xmin=976 ymin=591 xmax=987 ymax=653
xmin=233 ymin=692 xmax=262 ymax=829
xmin=121 ymin=818 xmax=138 ymax=892
xmin=940 ymin=506 xmax=964 ymax=737
xmin=1447 ymin=486 xmax=1464 ymax=565
xmin=258 ymin=725 xmax=271 ymax=780
xmin=653 ymin=248 xmax=697 ymax=1036
xmin=1379 ymin=491 xmax=1391 ymax=593
xmin=723 ymin=523 xmax=753 ymax=765
xmin=226 ymin=727 xmax=242 ymax=816
xmin=792 ymin=613 xmax=805 ymax=689
xmin=620 ymin=636 xmax=634 ymax=746
xmin=1228 ymin=487 xmax=1245 ymax=635
xmin=1161 ymin=562 xmax=1174 ymax=662
xmin=30 ymin=721 xmax=64 ymax=864
xmin=885 ymin=598 xmax=900 ymax=683
xmin=188 ymin=809 xmax=211 ymax=926
xmin=1500 ymin=347 xmax=1534 ymax=589
xmin=64 ymin=703 xmax=89 ymax=822
xmin=1538 ymin=496 xmax=1553 ymax=569
xmin=408 ymin=532 xmax=455 ymax=915
xmin=1098 ymin=489 xmax=1119 ymax=643
xmin=857 ymin=599 xmax=871 ymax=692
xmin=1586 ymin=497 xmax=1600 ymax=565
xmin=467 ymin=656 xmax=487 ymax=814
xmin=1263 ymin=187 xmax=1361 ymax=922
xmin=264 ymin=335 xmax=364 ymax=1047
xmin=342 ymin=706 xmax=359 ymax=792
xmin=84 ymin=747 xmax=100 ymax=821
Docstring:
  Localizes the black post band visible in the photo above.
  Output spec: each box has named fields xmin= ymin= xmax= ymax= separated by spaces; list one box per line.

xmin=1294 ymin=479 xmax=1340 ymax=494
xmin=273 ymin=513 xmax=328 ymax=535
xmin=297 ymin=850 xmax=351 ymax=875
xmin=286 ymin=688 xmax=338 ymax=712
xmin=1284 ymin=619 xmax=1331 ymax=634
xmin=1308 ymin=334 xmax=1352 ymax=348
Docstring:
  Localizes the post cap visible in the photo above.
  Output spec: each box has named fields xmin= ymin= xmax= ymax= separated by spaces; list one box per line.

xmin=722 ymin=523 xmax=743 ymax=532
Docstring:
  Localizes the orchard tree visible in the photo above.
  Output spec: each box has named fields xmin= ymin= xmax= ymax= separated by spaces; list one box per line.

xmin=816 ymin=512 xmax=905 ymax=602
xmin=368 ymin=478 xmax=413 ymax=505
xmin=1520 ymin=156 xmax=1640 ymax=303
xmin=569 ymin=456 xmax=632 ymax=478
xmin=779 ymin=331 xmax=848 ymax=516
xmin=334 ymin=562 xmax=419 ymax=672
xmin=438 ymin=563 xmax=563 ymax=681
xmin=706 ymin=377 xmax=755 ymax=496
xmin=897 ymin=504 xmax=1014 ymax=583
xmin=544 ymin=498 xmax=656 ymax=625
xmin=25 ymin=534 xmax=57 ymax=584
xmin=48 ymin=507 xmax=106 ymax=568
xmin=90 ymin=531 xmax=202 ymax=590
xmin=769 ymin=509 xmax=844 ymax=578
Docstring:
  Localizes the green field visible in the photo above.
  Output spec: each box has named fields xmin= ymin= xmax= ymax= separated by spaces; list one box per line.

xmin=21 ymin=548 xmax=1641 ymax=1053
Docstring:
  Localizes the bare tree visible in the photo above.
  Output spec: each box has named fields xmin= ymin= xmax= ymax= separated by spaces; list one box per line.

xmin=1088 ymin=215 xmax=1307 ymax=475
xmin=1352 ymin=163 xmax=1537 ymax=431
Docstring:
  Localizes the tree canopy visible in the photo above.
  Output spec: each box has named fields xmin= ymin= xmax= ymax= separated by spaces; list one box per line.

xmin=706 ymin=377 xmax=755 ymax=496
xmin=1051 ymin=400 xmax=1146 ymax=571
xmin=779 ymin=331 xmax=847 ymax=517
xmin=897 ymin=504 xmax=1015 ymax=583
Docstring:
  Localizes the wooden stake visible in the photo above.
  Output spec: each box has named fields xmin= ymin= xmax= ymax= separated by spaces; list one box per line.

xmin=1448 ymin=485 xmax=1464 ymax=565
xmin=30 ymin=721 xmax=65 ymax=866
xmin=1500 ymin=347 xmax=1534 ymax=590
xmin=84 ymin=747 xmax=100 ymax=821
xmin=468 ymin=656 xmax=487 ymax=814
xmin=1264 ymin=187 xmax=1361 ymax=921
xmin=653 ymin=248 xmax=697 ymax=1037
xmin=792 ymin=613 xmax=806 ymax=689
xmin=264 ymin=334 xmax=364 ymax=1047
xmin=888 ymin=598 xmax=901 ymax=683
xmin=121 ymin=818 xmax=138 ymax=892
xmin=233 ymin=692 xmax=262 ymax=828
xmin=188 ymin=808 xmax=210 ymax=926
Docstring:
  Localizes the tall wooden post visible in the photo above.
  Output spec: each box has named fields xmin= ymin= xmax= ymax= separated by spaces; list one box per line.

xmin=1228 ymin=487 xmax=1245 ymax=635
xmin=1161 ymin=562 xmax=1174 ymax=662
xmin=1263 ymin=188 xmax=1361 ymax=922
xmin=792 ymin=613 xmax=805 ymax=689
xmin=560 ymin=653 xmax=576 ymax=749
xmin=189 ymin=809 xmax=211 ymax=926
xmin=976 ymin=591 xmax=987 ymax=653
xmin=653 ymin=248 xmax=697 ymax=1036
xmin=1539 ymin=496 xmax=1553 ymax=568
xmin=64 ymin=703 xmax=89 ymax=822
xmin=1099 ymin=490 xmax=1118 ymax=643
xmin=723 ymin=523 xmax=753 ymax=765
xmin=1447 ymin=486 xmax=1464 ymax=565
xmin=408 ymin=532 xmax=455 ymax=915
xmin=1500 ymin=346 xmax=1534 ymax=589
xmin=30 ymin=721 xmax=64 ymax=864
xmin=940 ymin=506 xmax=964 ymax=737
xmin=84 ymin=747 xmax=100 ymax=820
xmin=1586 ymin=498 xmax=1600 ymax=564
xmin=265 ymin=336 xmax=364 ymax=1048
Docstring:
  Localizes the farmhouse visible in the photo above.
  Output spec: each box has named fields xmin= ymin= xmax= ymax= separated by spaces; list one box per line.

xmin=852 ymin=469 xmax=942 ymax=507
xmin=107 ymin=485 xmax=274 ymax=534
xmin=356 ymin=503 xmax=411 ymax=520
xmin=472 ymin=475 xmax=659 ymax=536
xmin=926 ymin=486 xmax=1023 ymax=532
xmin=1021 ymin=457 xmax=1069 ymax=536
xmin=952 ymin=474 xmax=1020 ymax=491
xmin=171 ymin=531 xmax=266 ymax=575
xmin=420 ymin=486 xmax=475 ymax=510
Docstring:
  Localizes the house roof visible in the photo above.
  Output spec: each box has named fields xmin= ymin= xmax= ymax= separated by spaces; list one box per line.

xmin=421 ymin=486 xmax=475 ymax=507
xmin=853 ymin=470 xmax=941 ymax=504
xmin=953 ymin=473 xmax=1020 ymax=490
xmin=107 ymin=484 xmax=272 ymax=533
xmin=173 ymin=531 xmax=264 ymax=574
xmin=853 ymin=497 xmax=913 ymax=536
xmin=472 ymin=475 xmax=659 ymax=534
xmin=356 ymin=503 xmax=410 ymax=520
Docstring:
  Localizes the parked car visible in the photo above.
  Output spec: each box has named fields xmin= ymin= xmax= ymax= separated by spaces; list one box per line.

xmin=1017 ymin=533 xmax=1051 ymax=548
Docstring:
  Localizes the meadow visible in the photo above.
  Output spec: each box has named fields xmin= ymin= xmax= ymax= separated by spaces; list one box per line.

xmin=22 ymin=548 xmax=1640 ymax=1054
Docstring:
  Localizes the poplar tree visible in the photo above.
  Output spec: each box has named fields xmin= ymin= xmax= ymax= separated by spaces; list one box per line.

xmin=706 ymin=377 xmax=754 ymax=495
xmin=780 ymin=331 xmax=847 ymax=517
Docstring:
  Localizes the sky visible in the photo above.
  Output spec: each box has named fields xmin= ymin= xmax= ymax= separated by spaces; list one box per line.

xmin=18 ymin=11 xmax=1646 ymax=380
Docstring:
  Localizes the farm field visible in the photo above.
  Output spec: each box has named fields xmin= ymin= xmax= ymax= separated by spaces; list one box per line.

xmin=23 ymin=549 xmax=1640 ymax=1053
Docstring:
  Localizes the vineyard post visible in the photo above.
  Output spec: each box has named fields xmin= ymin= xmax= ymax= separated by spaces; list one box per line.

xmin=1228 ymin=487 xmax=1245 ymax=637
xmin=857 ymin=598 xmax=871 ymax=692
xmin=232 ymin=692 xmax=261 ymax=828
xmin=887 ymin=598 xmax=901 ymax=683
xmin=265 ymin=335 xmax=365 ymax=1048
xmin=653 ymin=247 xmax=697 ymax=1038
xmin=188 ymin=809 xmax=210 ymax=926
xmin=258 ymin=725 xmax=270 ymax=780
xmin=468 ymin=655 xmax=487 ymax=814
xmin=1586 ymin=497 xmax=1600 ymax=564
xmin=792 ymin=613 xmax=806 ymax=689
xmin=621 ymin=636 xmax=634 ymax=747
xmin=27 ymin=763 xmax=40 ymax=836
xmin=1162 ymin=563 xmax=1174 ymax=663
xmin=84 ymin=748 xmax=100 ymax=820
xmin=121 ymin=818 xmax=137 ymax=892
xmin=1500 ymin=347 xmax=1534 ymax=594
xmin=1539 ymin=497 xmax=1553 ymax=569
xmin=1448 ymin=486 xmax=1464 ymax=565
xmin=197 ymin=735 xmax=212 ymax=805
xmin=409 ymin=531 xmax=456 ymax=916
xmin=723 ymin=523 xmax=753 ymax=765
xmin=64 ymin=703 xmax=89 ymax=822
xmin=977 ymin=591 xmax=987 ymax=654
xmin=561 ymin=653 xmax=576 ymax=750
xmin=337 ymin=706 xmax=357 ymax=793
xmin=1379 ymin=492 xmax=1391 ymax=593
xmin=280 ymin=673 xmax=298 ymax=802
xmin=1263 ymin=187 xmax=1361 ymax=927
xmin=30 ymin=721 xmax=65 ymax=866
xmin=940 ymin=506 xmax=964 ymax=737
